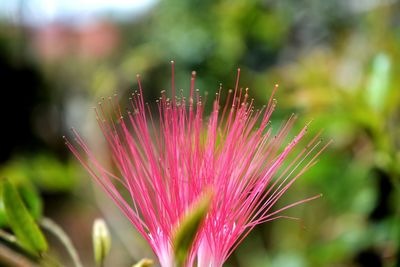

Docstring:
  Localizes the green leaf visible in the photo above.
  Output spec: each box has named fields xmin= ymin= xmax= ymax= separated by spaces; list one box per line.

xmin=0 ymin=191 xmax=7 ymax=227
xmin=1 ymin=179 xmax=48 ymax=255
xmin=18 ymin=184 xmax=43 ymax=220
xmin=173 ymin=190 xmax=212 ymax=266
xmin=0 ymin=183 xmax=43 ymax=228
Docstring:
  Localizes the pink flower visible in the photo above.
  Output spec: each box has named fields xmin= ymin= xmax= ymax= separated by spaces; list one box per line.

xmin=66 ymin=62 xmax=329 ymax=267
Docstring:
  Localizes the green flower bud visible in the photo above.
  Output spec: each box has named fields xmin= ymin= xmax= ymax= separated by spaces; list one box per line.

xmin=132 ymin=258 xmax=154 ymax=267
xmin=92 ymin=218 xmax=111 ymax=266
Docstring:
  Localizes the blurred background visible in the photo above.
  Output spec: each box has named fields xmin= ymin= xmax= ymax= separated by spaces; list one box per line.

xmin=0 ymin=0 xmax=399 ymax=266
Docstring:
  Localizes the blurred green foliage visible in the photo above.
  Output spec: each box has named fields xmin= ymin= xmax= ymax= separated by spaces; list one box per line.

xmin=0 ymin=0 xmax=399 ymax=266
xmin=0 ymin=155 xmax=78 ymax=193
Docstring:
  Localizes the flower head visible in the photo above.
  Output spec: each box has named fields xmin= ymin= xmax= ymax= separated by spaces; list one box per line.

xmin=66 ymin=62 xmax=329 ymax=267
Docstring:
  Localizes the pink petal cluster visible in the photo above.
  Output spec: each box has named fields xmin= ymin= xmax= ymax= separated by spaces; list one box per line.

xmin=66 ymin=63 xmax=329 ymax=267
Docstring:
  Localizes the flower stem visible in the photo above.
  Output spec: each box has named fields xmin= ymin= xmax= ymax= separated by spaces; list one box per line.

xmin=40 ymin=217 xmax=83 ymax=267
xmin=0 ymin=241 xmax=38 ymax=267
xmin=0 ymin=229 xmax=18 ymax=244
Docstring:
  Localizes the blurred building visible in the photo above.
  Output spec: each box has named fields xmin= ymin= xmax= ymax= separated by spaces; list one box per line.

xmin=33 ymin=20 xmax=120 ymax=61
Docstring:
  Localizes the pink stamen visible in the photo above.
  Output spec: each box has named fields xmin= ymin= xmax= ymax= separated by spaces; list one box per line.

xmin=66 ymin=63 xmax=329 ymax=267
